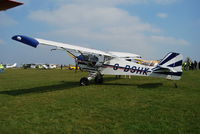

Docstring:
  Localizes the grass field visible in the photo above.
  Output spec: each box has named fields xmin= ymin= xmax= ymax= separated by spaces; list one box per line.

xmin=0 ymin=69 xmax=200 ymax=134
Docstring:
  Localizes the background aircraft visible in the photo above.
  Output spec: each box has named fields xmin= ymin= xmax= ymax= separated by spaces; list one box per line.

xmin=5 ymin=63 xmax=17 ymax=68
xmin=12 ymin=35 xmax=183 ymax=86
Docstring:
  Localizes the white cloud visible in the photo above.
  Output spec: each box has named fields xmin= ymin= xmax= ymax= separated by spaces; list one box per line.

xmin=157 ymin=13 xmax=168 ymax=18
xmin=28 ymin=1 xmax=188 ymax=59
xmin=29 ymin=5 xmax=160 ymax=33
xmin=53 ymin=0 xmax=179 ymax=6
xmin=149 ymin=36 xmax=189 ymax=46
xmin=153 ymin=0 xmax=180 ymax=5
xmin=0 ymin=13 xmax=17 ymax=27
xmin=54 ymin=0 xmax=148 ymax=6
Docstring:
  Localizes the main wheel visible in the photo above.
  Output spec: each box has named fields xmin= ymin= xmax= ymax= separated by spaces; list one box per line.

xmin=80 ymin=77 xmax=90 ymax=86
xmin=95 ymin=75 xmax=103 ymax=84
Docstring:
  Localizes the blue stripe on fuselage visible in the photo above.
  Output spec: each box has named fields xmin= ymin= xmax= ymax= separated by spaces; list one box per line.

xmin=154 ymin=71 xmax=182 ymax=76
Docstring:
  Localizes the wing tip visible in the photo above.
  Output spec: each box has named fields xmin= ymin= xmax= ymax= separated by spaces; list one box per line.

xmin=12 ymin=35 xmax=39 ymax=48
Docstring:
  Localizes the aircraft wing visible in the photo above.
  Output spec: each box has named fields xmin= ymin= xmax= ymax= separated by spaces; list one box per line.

xmin=108 ymin=51 xmax=141 ymax=58
xmin=12 ymin=35 xmax=112 ymax=57
xmin=0 ymin=0 xmax=23 ymax=11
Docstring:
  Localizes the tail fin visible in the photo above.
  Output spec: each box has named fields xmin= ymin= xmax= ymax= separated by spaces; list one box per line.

xmin=152 ymin=52 xmax=183 ymax=80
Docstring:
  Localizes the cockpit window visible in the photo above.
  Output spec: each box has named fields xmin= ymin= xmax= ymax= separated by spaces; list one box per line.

xmin=88 ymin=55 xmax=98 ymax=62
xmin=83 ymin=55 xmax=89 ymax=61
xmin=126 ymin=59 xmax=132 ymax=61
xmin=135 ymin=59 xmax=160 ymax=66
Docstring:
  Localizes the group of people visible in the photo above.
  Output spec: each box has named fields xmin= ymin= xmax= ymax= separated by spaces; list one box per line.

xmin=182 ymin=60 xmax=200 ymax=71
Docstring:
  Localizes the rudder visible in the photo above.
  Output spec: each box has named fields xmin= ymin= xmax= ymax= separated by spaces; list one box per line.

xmin=152 ymin=52 xmax=183 ymax=80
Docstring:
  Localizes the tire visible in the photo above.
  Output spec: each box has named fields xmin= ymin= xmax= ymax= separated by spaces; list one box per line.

xmin=80 ymin=77 xmax=89 ymax=86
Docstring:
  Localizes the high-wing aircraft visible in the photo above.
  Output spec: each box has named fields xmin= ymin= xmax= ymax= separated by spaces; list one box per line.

xmin=12 ymin=35 xmax=183 ymax=86
xmin=0 ymin=0 xmax=23 ymax=11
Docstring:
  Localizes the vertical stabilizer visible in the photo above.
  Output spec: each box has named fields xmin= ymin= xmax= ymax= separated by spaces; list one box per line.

xmin=152 ymin=52 xmax=183 ymax=80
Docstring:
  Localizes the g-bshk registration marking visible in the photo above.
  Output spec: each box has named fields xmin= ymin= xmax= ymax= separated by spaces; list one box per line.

xmin=113 ymin=63 xmax=150 ymax=75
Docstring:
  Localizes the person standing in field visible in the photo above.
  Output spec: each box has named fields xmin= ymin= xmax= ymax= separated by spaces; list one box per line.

xmin=0 ymin=63 xmax=5 ymax=73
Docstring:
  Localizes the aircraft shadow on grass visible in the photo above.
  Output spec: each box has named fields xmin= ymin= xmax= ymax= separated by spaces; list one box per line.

xmin=0 ymin=81 xmax=78 ymax=96
xmin=102 ymin=82 xmax=163 ymax=88
xmin=137 ymin=83 xmax=163 ymax=88
xmin=102 ymin=77 xmax=163 ymax=88
xmin=0 ymin=77 xmax=163 ymax=96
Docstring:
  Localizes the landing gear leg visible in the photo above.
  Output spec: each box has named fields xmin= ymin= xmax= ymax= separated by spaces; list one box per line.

xmin=95 ymin=74 xmax=103 ymax=84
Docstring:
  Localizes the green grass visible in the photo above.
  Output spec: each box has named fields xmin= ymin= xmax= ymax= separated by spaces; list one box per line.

xmin=0 ymin=69 xmax=200 ymax=134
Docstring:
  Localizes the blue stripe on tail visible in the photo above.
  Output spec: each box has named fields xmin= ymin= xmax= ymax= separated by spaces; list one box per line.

xmin=167 ymin=60 xmax=183 ymax=67
xmin=159 ymin=53 xmax=179 ymax=65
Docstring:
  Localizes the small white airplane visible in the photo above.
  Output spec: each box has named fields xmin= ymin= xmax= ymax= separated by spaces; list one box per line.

xmin=12 ymin=35 xmax=183 ymax=86
xmin=5 ymin=63 xmax=17 ymax=68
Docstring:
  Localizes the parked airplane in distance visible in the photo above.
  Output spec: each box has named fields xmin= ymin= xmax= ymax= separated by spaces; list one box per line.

xmin=5 ymin=63 xmax=17 ymax=68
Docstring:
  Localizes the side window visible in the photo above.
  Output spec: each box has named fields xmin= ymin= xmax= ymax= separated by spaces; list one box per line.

xmin=126 ymin=59 xmax=131 ymax=62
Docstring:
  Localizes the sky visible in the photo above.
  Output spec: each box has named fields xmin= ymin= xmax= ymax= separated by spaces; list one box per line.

xmin=0 ymin=0 xmax=200 ymax=65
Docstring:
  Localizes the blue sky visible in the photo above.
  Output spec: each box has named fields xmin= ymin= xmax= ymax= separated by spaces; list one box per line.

xmin=0 ymin=0 xmax=200 ymax=65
